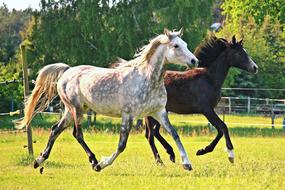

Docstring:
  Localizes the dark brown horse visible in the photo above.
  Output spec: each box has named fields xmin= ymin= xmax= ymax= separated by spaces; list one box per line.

xmin=144 ymin=35 xmax=258 ymax=165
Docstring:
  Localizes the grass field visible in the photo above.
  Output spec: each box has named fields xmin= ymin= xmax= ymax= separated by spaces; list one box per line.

xmin=0 ymin=114 xmax=285 ymax=189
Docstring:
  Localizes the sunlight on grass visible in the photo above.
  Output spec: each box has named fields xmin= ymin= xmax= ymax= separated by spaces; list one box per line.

xmin=0 ymin=131 xmax=284 ymax=190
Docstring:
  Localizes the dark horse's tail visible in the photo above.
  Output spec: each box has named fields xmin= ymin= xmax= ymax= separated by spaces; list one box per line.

xmin=16 ymin=63 xmax=70 ymax=129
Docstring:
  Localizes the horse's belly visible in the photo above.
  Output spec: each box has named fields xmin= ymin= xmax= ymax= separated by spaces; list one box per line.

xmin=83 ymin=92 xmax=123 ymax=117
xmin=132 ymin=91 xmax=167 ymax=117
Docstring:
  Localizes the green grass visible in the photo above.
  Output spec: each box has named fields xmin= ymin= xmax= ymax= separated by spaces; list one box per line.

xmin=0 ymin=113 xmax=284 ymax=189
xmin=0 ymin=130 xmax=285 ymax=190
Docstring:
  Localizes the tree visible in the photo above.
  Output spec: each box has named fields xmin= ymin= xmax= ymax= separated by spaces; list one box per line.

xmin=26 ymin=0 xmax=214 ymax=79
xmin=0 ymin=4 xmax=31 ymax=112
xmin=218 ymin=15 xmax=285 ymax=98
xmin=0 ymin=4 xmax=31 ymax=65
xmin=222 ymin=0 xmax=285 ymax=27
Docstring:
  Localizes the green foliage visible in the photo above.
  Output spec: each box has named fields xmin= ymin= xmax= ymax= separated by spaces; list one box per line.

xmin=26 ymin=0 xmax=213 ymax=78
xmin=0 ymin=0 xmax=214 ymax=113
xmin=222 ymin=0 xmax=285 ymax=27
xmin=1 ymin=0 xmax=285 ymax=112
xmin=0 ymin=5 xmax=31 ymax=64
xmin=218 ymin=1 xmax=285 ymax=98
xmin=0 ymin=58 xmax=24 ymax=112
xmin=0 ymin=5 xmax=31 ymax=112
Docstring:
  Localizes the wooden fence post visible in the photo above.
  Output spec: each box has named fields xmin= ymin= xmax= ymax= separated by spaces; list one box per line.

xmin=21 ymin=44 xmax=34 ymax=156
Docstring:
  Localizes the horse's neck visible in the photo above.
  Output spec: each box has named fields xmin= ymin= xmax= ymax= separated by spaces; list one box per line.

xmin=144 ymin=45 xmax=167 ymax=86
xmin=207 ymin=49 xmax=231 ymax=89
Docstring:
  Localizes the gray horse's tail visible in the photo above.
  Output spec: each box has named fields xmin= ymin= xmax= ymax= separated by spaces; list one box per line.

xmin=16 ymin=63 xmax=70 ymax=129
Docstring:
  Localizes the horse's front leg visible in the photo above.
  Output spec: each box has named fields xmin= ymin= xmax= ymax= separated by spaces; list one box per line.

xmin=152 ymin=109 xmax=192 ymax=170
xmin=197 ymin=108 xmax=234 ymax=163
xmin=94 ymin=114 xmax=133 ymax=171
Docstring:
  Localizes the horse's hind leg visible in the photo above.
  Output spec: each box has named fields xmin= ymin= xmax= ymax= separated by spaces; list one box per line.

xmin=72 ymin=108 xmax=99 ymax=170
xmin=95 ymin=113 xmax=132 ymax=171
xmin=144 ymin=116 xmax=163 ymax=165
xmin=145 ymin=116 xmax=175 ymax=163
xmin=34 ymin=110 xmax=72 ymax=168
xmin=197 ymin=108 xmax=234 ymax=163
xmin=152 ymin=119 xmax=175 ymax=163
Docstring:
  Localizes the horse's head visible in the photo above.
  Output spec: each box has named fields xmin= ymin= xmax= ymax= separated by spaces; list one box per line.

xmin=164 ymin=28 xmax=198 ymax=68
xmin=229 ymin=35 xmax=258 ymax=74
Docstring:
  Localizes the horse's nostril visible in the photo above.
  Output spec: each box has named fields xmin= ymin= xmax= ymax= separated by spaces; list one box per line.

xmin=191 ymin=59 xmax=196 ymax=64
xmin=253 ymin=66 xmax=258 ymax=73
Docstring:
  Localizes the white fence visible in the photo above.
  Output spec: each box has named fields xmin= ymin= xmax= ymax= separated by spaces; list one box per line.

xmin=215 ymin=96 xmax=285 ymax=129
xmin=216 ymin=96 xmax=285 ymax=114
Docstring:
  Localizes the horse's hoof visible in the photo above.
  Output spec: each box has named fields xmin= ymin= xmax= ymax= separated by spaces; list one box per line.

xmin=39 ymin=167 xmax=44 ymax=174
xmin=228 ymin=157 xmax=234 ymax=164
xmin=156 ymin=159 xmax=165 ymax=166
xmin=183 ymin=164 xmax=193 ymax=171
xmin=34 ymin=160 xmax=40 ymax=169
xmin=196 ymin=149 xmax=206 ymax=156
xmin=93 ymin=164 xmax=102 ymax=172
xmin=170 ymin=155 xmax=175 ymax=163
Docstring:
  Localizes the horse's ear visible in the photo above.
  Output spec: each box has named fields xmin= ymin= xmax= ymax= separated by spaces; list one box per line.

xmin=178 ymin=27 xmax=183 ymax=37
xmin=164 ymin=28 xmax=171 ymax=37
xmin=239 ymin=39 xmax=243 ymax=46
xmin=232 ymin=35 xmax=236 ymax=44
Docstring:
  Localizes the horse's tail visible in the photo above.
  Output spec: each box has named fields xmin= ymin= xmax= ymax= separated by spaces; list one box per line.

xmin=15 ymin=63 xmax=70 ymax=129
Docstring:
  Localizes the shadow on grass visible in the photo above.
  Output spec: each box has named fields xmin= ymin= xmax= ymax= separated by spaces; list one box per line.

xmin=15 ymin=154 xmax=74 ymax=168
xmin=44 ymin=161 xmax=75 ymax=169
xmin=1 ymin=115 xmax=284 ymax=137
xmin=109 ymin=172 xmax=186 ymax=178
xmin=16 ymin=154 xmax=35 ymax=166
xmin=173 ymin=124 xmax=284 ymax=137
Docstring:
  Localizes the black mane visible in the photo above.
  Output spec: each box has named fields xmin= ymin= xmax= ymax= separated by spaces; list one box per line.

xmin=194 ymin=35 xmax=228 ymax=67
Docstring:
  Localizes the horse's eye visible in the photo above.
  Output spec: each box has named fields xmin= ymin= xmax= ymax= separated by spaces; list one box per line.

xmin=174 ymin=44 xmax=179 ymax=48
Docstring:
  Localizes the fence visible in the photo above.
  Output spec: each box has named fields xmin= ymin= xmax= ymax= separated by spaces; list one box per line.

xmin=215 ymin=96 xmax=285 ymax=128
xmin=11 ymin=96 xmax=285 ymax=129
xmin=1 ymin=87 xmax=285 ymax=129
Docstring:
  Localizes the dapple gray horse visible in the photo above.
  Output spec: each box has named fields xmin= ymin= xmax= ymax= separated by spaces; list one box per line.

xmin=17 ymin=29 xmax=198 ymax=171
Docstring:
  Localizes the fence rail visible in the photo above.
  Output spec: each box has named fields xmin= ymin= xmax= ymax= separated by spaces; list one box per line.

xmin=1 ymin=94 xmax=285 ymax=129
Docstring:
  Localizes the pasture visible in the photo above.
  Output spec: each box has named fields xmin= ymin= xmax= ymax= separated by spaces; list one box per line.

xmin=0 ymin=114 xmax=285 ymax=190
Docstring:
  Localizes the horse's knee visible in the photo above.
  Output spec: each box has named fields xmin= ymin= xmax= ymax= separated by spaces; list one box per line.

xmin=144 ymin=129 xmax=149 ymax=139
xmin=220 ymin=123 xmax=229 ymax=133
xmin=51 ymin=123 xmax=58 ymax=131
xmin=217 ymin=130 xmax=223 ymax=138
xmin=73 ymin=128 xmax=84 ymax=142
xmin=148 ymin=135 xmax=155 ymax=145
xmin=171 ymin=130 xmax=179 ymax=141
xmin=118 ymin=142 xmax=127 ymax=153
xmin=72 ymin=128 xmax=77 ymax=138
